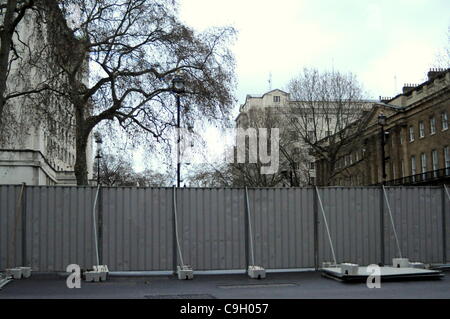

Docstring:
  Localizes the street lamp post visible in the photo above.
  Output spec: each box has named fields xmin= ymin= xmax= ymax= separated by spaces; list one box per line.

xmin=378 ymin=113 xmax=387 ymax=185
xmin=95 ymin=133 xmax=103 ymax=186
xmin=172 ymin=74 xmax=185 ymax=188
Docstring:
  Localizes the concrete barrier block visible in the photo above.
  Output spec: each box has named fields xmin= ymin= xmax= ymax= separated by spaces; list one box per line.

xmin=340 ymin=263 xmax=359 ymax=275
xmin=248 ymin=266 xmax=266 ymax=279
xmin=20 ymin=267 xmax=32 ymax=278
xmin=6 ymin=268 xmax=22 ymax=279
xmin=84 ymin=271 xmax=101 ymax=282
xmin=393 ymin=258 xmax=410 ymax=268
xmin=177 ymin=265 xmax=194 ymax=280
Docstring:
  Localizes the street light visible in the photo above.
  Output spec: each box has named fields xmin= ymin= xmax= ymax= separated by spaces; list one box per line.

xmin=172 ymin=73 xmax=185 ymax=188
xmin=378 ymin=113 xmax=387 ymax=185
xmin=94 ymin=132 xmax=103 ymax=186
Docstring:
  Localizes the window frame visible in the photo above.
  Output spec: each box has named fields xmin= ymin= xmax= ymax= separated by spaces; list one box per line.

xmin=409 ymin=126 xmax=415 ymax=142
xmin=418 ymin=121 xmax=425 ymax=138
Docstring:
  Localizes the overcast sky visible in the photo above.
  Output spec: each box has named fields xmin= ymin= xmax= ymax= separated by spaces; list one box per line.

xmin=179 ymin=0 xmax=449 ymax=111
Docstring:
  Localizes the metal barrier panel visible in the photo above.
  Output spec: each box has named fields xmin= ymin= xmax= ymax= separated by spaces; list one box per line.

xmin=383 ymin=187 xmax=444 ymax=264
xmin=1 ymin=185 xmax=448 ymax=272
xmin=446 ymin=187 xmax=450 ymax=263
xmin=24 ymin=186 xmax=96 ymax=272
xmin=0 ymin=185 xmax=23 ymax=270
xmin=176 ymin=188 xmax=246 ymax=271
xmin=317 ymin=187 xmax=381 ymax=266
xmin=248 ymin=188 xmax=315 ymax=269
xmin=101 ymin=187 xmax=174 ymax=271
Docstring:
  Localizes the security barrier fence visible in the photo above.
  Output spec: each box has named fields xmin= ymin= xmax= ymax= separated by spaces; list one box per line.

xmin=0 ymin=185 xmax=448 ymax=272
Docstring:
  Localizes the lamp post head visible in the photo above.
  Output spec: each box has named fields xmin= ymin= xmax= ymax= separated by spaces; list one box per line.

xmin=94 ymin=132 xmax=103 ymax=159
xmin=378 ymin=113 xmax=387 ymax=126
xmin=172 ymin=73 xmax=185 ymax=94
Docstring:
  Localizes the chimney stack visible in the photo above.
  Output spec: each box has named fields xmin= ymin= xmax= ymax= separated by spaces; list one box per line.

xmin=402 ymin=84 xmax=416 ymax=94
xmin=427 ymin=68 xmax=448 ymax=81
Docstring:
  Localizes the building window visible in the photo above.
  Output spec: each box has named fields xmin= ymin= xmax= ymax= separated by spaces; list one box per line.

xmin=307 ymin=131 xmax=315 ymax=142
xmin=442 ymin=112 xmax=449 ymax=131
xmin=409 ymin=126 xmax=415 ymax=142
xmin=420 ymin=153 xmax=427 ymax=179
xmin=392 ymin=163 xmax=396 ymax=180
xmin=430 ymin=117 xmax=436 ymax=135
xmin=419 ymin=121 xmax=425 ymax=138
xmin=273 ymin=96 xmax=280 ymax=103
xmin=432 ymin=150 xmax=438 ymax=177
xmin=399 ymin=131 xmax=403 ymax=145
xmin=445 ymin=146 xmax=450 ymax=175
xmin=310 ymin=162 xmax=315 ymax=170
xmin=411 ymin=155 xmax=416 ymax=176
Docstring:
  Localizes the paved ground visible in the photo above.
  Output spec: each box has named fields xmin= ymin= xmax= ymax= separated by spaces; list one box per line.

xmin=0 ymin=271 xmax=449 ymax=299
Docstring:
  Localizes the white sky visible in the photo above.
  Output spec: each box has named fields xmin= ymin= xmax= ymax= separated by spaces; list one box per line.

xmin=179 ymin=0 xmax=449 ymax=108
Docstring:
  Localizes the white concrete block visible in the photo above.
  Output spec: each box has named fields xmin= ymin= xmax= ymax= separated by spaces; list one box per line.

xmin=177 ymin=265 xmax=194 ymax=280
xmin=84 ymin=271 xmax=100 ymax=282
xmin=6 ymin=268 xmax=22 ymax=279
xmin=248 ymin=266 xmax=266 ymax=279
xmin=393 ymin=258 xmax=410 ymax=268
xmin=20 ymin=267 xmax=32 ymax=278
xmin=93 ymin=265 xmax=109 ymax=281
xmin=340 ymin=263 xmax=359 ymax=275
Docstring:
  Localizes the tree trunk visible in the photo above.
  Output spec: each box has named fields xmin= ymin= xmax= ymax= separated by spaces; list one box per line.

xmin=325 ymin=158 xmax=336 ymax=186
xmin=0 ymin=0 xmax=18 ymax=128
xmin=74 ymin=104 xmax=89 ymax=185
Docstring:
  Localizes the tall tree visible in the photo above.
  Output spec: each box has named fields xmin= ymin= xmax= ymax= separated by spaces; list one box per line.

xmin=41 ymin=0 xmax=236 ymax=185
xmin=94 ymin=149 xmax=171 ymax=187
xmin=285 ymin=68 xmax=370 ymax=186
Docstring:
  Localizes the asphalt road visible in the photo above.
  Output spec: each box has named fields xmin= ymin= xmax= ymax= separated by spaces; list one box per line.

xmin=0 ymin=271 xmax=449 ymax=299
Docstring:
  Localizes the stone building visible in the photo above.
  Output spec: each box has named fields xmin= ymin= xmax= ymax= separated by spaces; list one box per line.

xmin=235 ymin=89 xmax=373 ymax=186
xmin=315 ymin=68 xmax=450 ymax=186
xmin=0 ymin=4 xmax=93 ymax=185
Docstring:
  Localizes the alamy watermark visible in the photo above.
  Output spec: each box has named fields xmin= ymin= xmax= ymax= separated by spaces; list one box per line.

xmin=175 ymin=127 xmax=280 ymax=175
xmin=366 ymin=264 xmax=381 ymax=289
xmin=66 ymin=264 xmax=81 ymax=289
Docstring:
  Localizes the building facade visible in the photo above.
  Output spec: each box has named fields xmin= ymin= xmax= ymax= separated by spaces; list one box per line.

xmin=0 ymin=4 xmax=93 ymax=185
xmin=316 ymin=68 xmax=450 ymax=186
xmin=235 ymin=89 xmax=373 ymax=186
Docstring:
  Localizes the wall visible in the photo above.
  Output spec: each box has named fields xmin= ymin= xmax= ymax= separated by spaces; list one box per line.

xmin=0 ymin=185 xmax=448 ymax=272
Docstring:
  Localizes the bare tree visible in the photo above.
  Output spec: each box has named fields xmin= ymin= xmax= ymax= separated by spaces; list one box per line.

xmin=285 ymin=68 xmax=369 ymax=186
xmin=229 ymin=108 xmax=293 ymax=187
xmin=39 ymin=0 xmax=236 ymax=185
xmin=185 ymin=162 xmax=234 ymax=187
xmin=94 ymin=150 xmax=171 ymax=186
xmin=434 ymin=26 xmax=449 ymax=69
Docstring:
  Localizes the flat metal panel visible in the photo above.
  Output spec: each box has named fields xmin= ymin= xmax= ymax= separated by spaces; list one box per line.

xmin=176 ymin=188 xmax=246 ymax=271
xmin=249 ymin=188 xmax=315 ymax=269
xmin=383 ymin=187 xmax=444 ymax=264
xmin=22 ymin=186 xmax=96 ymax=272
xmin=0 ymin=185 xmax=23 ymax=270
xmin=102 ymin=187 xmax=173 ymax=271
xmin=317 ymin=187 xmax=381 ymax=266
